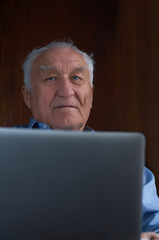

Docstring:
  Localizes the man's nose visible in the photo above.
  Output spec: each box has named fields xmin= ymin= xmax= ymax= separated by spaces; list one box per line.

xmin=57 ymin=78 xmax=74 ymax=98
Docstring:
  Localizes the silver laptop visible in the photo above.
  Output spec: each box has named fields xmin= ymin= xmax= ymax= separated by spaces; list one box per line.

xmin=0 ymin=128 xmax=145 ymax=240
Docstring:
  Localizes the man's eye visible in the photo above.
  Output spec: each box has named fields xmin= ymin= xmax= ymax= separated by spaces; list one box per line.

xmin=47 ymin=77 xmax=55 ymax=81
xmin=72 ymin=76 xmax=80 ymax=80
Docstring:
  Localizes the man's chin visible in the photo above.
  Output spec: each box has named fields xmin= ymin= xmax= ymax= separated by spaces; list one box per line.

xmin=49 ymin=113 xmax=85 ymax=131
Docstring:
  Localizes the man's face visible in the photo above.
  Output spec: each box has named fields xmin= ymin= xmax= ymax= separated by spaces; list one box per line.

xmin=23 ymin=47 xmax=93 ymax=131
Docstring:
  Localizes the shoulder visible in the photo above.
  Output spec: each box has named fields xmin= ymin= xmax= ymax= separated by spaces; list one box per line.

xmin=142 ymin=166 xmax=158 ymax=197
xmin=142 ymin=166 xmax=159 ymax=210
xmin=142 ymin=167 xmax=159 ymax=233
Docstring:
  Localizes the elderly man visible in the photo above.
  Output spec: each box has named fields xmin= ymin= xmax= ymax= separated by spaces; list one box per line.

xmin=17 ymin=40 xmax=159 ymax=239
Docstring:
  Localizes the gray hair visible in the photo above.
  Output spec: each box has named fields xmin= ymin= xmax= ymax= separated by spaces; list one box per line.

xmin=22 ymin=40 xmax=95 ymax=91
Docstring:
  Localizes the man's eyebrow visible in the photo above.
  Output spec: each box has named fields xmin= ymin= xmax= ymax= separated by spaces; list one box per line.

xmin=71 ymin=67 xmax=86 ymax=73
xmin=39 ymin=65 xmax=57 ymax=72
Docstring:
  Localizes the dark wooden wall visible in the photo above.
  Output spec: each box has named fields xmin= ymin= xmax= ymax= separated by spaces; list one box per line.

xmin=1 ymin=0 xmax=159 ymax=192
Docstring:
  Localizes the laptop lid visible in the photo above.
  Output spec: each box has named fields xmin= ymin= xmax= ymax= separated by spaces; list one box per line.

xmin=0 ymin=128 xmax=145 ymax=240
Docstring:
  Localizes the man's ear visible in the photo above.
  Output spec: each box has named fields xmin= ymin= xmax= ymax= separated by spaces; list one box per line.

xmin=90 ymin=86 xmax=94 ymax=108
xmin=91 ymin=86 xmax=94 ymax=95
xmin=22 ymin=85 xmax=31 ymax=109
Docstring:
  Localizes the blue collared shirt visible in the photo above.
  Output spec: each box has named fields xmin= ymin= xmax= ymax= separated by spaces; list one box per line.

xmin=16 ymin=118 xmax=159 ymax=233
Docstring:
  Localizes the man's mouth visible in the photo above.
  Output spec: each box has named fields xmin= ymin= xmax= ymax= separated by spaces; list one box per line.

xmin=54 ymin=105 xmax=77 ymax=109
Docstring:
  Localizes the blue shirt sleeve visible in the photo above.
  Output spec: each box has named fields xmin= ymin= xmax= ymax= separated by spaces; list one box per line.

xmin=142 ymin=167 xmax=159 ymax=233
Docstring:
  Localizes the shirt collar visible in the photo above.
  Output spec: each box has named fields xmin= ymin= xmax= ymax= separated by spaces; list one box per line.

xmin=28 ymin=118 xmax=51 ymax=129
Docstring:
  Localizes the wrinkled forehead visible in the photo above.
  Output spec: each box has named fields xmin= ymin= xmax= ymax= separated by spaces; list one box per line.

xmin=32 ymin=48 xmax=89 ymax=71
